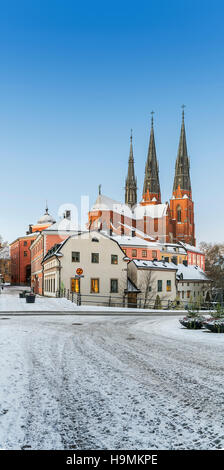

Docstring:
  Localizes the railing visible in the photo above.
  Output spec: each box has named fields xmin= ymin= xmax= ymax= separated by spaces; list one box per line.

xmin=55 ymin=289 xmax=218 ymax=310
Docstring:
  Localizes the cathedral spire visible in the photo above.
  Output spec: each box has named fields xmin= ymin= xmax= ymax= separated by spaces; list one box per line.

xmin=173 ymin=106 xmax=191 ymax=196
xmin=142 ymin=112 xmax=161 ymax=204
xmin=125 ymin=129 xmax=137 ymax=207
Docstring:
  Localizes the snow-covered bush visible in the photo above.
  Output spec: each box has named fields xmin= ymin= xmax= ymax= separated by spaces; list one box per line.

xmin=179 ymin=316 xmax=205 ymax=329
xmin=204 ymin=319 xmax=224 ymax=333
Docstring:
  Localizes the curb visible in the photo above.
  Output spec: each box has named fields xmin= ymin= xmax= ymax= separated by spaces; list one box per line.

xmin=0 ymin=311 xmax=187 ymax=316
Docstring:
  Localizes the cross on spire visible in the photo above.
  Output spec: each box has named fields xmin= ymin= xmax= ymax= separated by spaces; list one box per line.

xmin=181 ymin=104 xmax=186 ymax=122
xmin=151 ymin=111 xmax=155 ymax=128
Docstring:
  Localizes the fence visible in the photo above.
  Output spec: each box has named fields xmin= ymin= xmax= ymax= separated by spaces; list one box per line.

xmin=56 ymin=289 xmax=218 ymax=310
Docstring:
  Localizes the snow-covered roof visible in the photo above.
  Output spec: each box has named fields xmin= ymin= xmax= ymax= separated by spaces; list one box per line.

xmin=133 ymin=227 xmax=156 ymax=240
xmin=91 ymin=194 xmax=133 ymax=217
xmin=42 ymin=242 xmax=64 ymax=262
xmin=176 ymin=264 xmax=210 ymax=281
xmin=162 ymin=243 xmax=186 ymax=254
xmin=179 ymin=242 xmax=203 ymax=254
xmin=131 ymin=259 xmax=178 ymax=271
xmin=111 ymin=235 xmax=161 ymax=249
xmin=0 ymin=246 xmax=10 ymax=259
xmin=134 ymin=203 xmax=168 ymax=219
xmin=117 ymin=223 xmax=156 ymax=241
xmin=45 ymin=219 xmax=81 ymax=232
xmin=126 ymin=278 xmax=141 ymax=292
xmin=91 ymin=194 xmax=168 ymax=219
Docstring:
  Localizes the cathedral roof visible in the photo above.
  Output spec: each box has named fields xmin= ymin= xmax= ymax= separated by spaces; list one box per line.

xmin=91 ymin=194 xmax=168 ymax=219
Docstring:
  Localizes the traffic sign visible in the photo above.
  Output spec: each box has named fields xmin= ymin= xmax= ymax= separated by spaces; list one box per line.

xmin=76 ymin=268 xmax=83 ymax=275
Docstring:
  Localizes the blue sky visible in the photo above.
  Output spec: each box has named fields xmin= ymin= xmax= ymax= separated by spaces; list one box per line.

xmin=0 ymin=0 xmax=223 ymax=244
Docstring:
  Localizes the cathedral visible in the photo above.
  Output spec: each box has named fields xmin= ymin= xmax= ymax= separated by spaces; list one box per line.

xmin=89 ymin=109 xmax=196 ymax=246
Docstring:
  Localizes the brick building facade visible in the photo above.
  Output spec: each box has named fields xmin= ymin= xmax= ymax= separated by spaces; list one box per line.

xmin=88 ymin=110 xmax=195 ymax=247
xmin=10 ymin=206 xmax=55 ymax=286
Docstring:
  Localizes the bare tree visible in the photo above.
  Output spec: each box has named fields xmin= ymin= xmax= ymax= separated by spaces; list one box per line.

xmin=140 ymin=271 xmax=169 ymax=309
xmin=200 ymin=242 xmax=224 ymax=292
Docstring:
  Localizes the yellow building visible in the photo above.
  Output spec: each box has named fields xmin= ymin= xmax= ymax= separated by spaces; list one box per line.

xmin=160 ymin=243 xmax=187 ymax=265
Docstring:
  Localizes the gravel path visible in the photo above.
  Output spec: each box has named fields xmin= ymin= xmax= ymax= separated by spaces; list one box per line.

xmin=0 ymin=314 xmax=224 ymax=450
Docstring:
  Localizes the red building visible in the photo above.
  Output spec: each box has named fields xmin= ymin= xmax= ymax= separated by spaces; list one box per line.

xmin=30 ymin=216 xmax=78 ymax=294
xmin=10 ymin=234 xmax=37 ymax=285
xmin=10 ymin=206 xmax=56 ymax=286
xmin=89 ymin=110 xmax=196 ymax=247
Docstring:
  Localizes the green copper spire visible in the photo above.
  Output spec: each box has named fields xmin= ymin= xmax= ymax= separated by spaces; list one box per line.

xmin=125 ymin=129 xmax=137 ymax=207
xmin=142 ymin=113 xmax=161 ymax=201
xmin=173 ymin=106 xmax=191 ymax=194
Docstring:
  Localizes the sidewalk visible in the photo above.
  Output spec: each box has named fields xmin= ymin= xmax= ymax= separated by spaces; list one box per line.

xmin=0 ymin=292 xmax=211 ymax=316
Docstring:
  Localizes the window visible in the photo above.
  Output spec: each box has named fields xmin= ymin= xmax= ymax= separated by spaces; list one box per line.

xmin=132 ymin=249 xmax=137 ymax=257
xmin=152 ymin=251 xmax=157 ymax=259
xmin=177 ymin=205 xmax=181 ymax=222
xmin=182 ymin=291 xmax=184 ymax=299
xmin=24 ymin=241 xmax=27 ymax=246
xmin=154 ymin=218 xmax=158 ymax=232
xmin=72 ymin=251 xmax=80 ymax=262
xmin=24 ymin=251 xmax=27 ymax=257
xmin=158 ymin=280 xmax=162 ymax=292
xmin=91 ymin=253 xmax=99 ymax=263
xmin=187 ymin=290 xmax=190 ymax=298
xmin=71 ymin=278 xmax=80 ymax=293
xmin=111 ymin=255 xmax=118 ymax=265
xmin=166 ymin=280 xmax=171 ymax=292
xmin=110 ymin=279 xmax=118 ymax=293
xmin=91 ymin=278 xmax=99 ymax=293
xmin=142 ymin=250 xmax=147 ymax=258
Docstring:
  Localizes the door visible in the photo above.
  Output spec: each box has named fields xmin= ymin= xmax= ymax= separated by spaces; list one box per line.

xmin=128 ymin=292 xmax=137 ymax=308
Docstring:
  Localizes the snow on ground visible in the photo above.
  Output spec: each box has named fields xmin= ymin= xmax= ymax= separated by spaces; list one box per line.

xmin=0 ymin=287 xmax=209 ymax=314
xmin=0 ymin=310 xmax=224 ymax=450
xmin=0 ymin=287 xmax=76 ymax=312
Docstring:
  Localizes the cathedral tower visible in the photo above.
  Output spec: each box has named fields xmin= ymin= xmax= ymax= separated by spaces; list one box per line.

xmin=125 ymin=130 xmax=137 ymax=207
xmin=170 ymin=107 xmax=195 ymax=245
xmin=141 ymin=113 xmax=161 ymax=205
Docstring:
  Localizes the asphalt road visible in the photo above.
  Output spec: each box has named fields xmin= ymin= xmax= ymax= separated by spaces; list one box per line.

xmin=0 ymin=314 xmax=224 ymax=450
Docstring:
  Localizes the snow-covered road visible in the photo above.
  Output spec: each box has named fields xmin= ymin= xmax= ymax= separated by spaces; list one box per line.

xmin=0 ymin=314 xmax=224 ymax=450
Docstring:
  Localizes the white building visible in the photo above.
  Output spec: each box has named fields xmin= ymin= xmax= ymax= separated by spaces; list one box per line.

xmin=176 ymin=263 xmax=211 ymax=303
xmin=42 ymin=231 xmax=128 ymax=306
xmin=127 ymin=259 xmax=178 ymax=308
